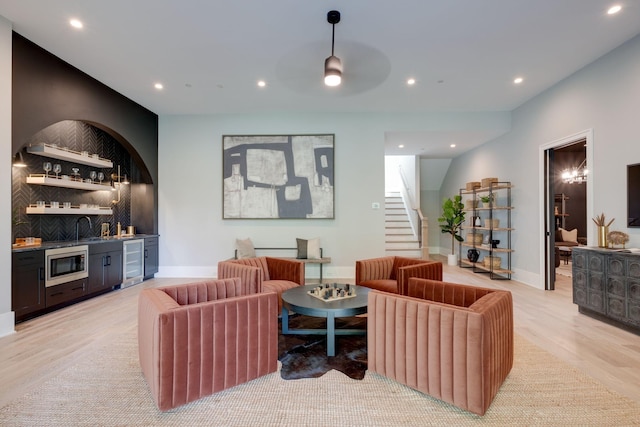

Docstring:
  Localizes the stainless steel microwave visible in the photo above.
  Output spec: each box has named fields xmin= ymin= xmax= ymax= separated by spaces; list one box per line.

xmin=44 ymin=245 xmax=89 ymax=287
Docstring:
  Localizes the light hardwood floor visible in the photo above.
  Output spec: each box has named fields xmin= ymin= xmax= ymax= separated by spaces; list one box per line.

xmin=1 ymin=257 xmax=639 ymax=408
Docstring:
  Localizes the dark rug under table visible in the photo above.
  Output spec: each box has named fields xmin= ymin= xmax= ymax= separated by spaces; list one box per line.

xmin=278 ymin=314 xmax=367 ymax=380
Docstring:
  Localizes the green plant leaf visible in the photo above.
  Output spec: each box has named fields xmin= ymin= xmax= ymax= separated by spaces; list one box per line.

xmin=439 ymin=194 xmax=466 ymax=254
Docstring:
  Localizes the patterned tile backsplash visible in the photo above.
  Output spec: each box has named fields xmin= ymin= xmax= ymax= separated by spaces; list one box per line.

xmin=12 ymin=120 xmax=132 ymax=242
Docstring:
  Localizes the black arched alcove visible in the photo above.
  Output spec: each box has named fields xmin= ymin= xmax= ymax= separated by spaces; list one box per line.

xmin=11 ymin=33 xmax=158 ymax=237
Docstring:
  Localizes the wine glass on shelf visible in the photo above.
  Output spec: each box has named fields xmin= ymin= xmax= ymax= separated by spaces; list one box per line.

xmin=97 ymin=172 xmax=104 ymax=184
xmin=53 ymin=164 xmax=61 ymax=179
xmin=89 ymin=171 xmax=97 ymax=183
xmin=71 ymin=167 xmax=79 ymax=181
xmin=43 ymin=162 xmax=52 ymax=178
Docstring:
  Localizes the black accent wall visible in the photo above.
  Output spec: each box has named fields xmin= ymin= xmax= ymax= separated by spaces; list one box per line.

xmin=11 ymin=33 xmax=158 ymax=234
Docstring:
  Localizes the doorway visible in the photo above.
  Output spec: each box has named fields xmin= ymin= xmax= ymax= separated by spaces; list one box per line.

xmin=540 ymin=130 xmax=594 ymax=290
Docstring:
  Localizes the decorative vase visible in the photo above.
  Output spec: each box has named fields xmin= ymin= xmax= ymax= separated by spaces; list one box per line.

xmin=597 ymin=226 xmax=609 ymax=248
xmin=447 ymin=254 xmax=458 ymax=266
xmin=467 ymin=249 xmax=479 ymax=263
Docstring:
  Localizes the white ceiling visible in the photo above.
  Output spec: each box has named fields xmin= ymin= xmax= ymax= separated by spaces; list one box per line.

xmin=1 ymin=0 xmax=639 ymax=157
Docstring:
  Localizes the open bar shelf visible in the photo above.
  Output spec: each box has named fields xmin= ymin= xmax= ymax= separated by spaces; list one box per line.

xmin=26 ymin=204 xmax=113 ymax=215
xmin=27 ymin=143 xmax=113 ymax=168
xmin=26 ymin=175 xmax=113 ymax=192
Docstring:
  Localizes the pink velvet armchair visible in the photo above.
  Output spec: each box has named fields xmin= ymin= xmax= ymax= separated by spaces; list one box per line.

xmin=138 ymin=278 xmax=278 ymax=411
xmin=368 ymin=277 xmax=514 ymax=415
xmin=217 ymin=256 xmax=304 ymax=312
xmin=355 ymin=256 xmax=443 ymax=295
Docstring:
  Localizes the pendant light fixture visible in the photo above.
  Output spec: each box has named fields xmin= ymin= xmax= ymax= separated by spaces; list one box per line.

xmin=561 ymin=158 xmax=588 ymax=184
xmin=324 ymin=10 xmax=342 ymax=87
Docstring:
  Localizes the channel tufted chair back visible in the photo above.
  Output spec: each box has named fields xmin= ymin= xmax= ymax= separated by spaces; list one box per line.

xmin=355 ymin=256 xmax=443 ymax=295
xmin=138 ymin=278 xmax=278 ymax=411
xmin=218 ymin=256 xmax=304 ymax=312
xmin=368 ymin=277 xmax=514 ymax=415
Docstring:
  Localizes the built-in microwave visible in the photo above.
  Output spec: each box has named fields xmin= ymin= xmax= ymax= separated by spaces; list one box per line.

xmin=45 ymin=245 xmax=89 ymax=287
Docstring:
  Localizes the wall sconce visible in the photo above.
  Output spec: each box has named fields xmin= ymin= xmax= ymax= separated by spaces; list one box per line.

xmin=111 ymin=165 xmax=129 ymax=204
xmin=111 ymin=169 xmax=130 ymax=184
xmin=13 ymin=151 xmax=27 ymax=168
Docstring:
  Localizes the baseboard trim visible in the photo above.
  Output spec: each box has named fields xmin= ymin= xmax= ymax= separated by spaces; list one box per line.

xmin=0 ymin=310 xmax=15 ymax=338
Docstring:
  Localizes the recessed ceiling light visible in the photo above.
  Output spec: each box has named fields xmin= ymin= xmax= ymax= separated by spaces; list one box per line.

xmin=514 ymin=77 xmax=524 ymax=84
xmin=407 ymin=78 xmax=416 ymax=85
xmin=398 ymin=144 xmax=405 ymax=148
xmin=450 ymin=144 xmax=456 ymax=148
xmin=608 ymin=5 xmax=622 ymax=14
xmin=154 ymin=83 xmax=163 ymax=90
xmin=69 ymin=19 xmax=83 ymax=29
xmin=257 ymin=80 xmax=266 ymax=87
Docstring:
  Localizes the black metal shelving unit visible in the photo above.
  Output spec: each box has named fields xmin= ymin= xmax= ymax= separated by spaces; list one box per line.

xmin=459 ymin=181 xmax=513 ymax=280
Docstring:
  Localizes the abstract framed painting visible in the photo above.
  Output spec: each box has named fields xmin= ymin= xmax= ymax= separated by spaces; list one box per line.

xmin=222 ymin=134 xmax=334 ymax=219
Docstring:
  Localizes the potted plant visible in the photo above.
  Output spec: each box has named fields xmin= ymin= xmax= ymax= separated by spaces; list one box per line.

xmin=480 ymin=194 xmax=494 ymax=207
xmin=438 ymin=195 xmax=466 ymax=265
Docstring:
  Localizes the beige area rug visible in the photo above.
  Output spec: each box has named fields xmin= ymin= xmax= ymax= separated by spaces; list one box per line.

xmin=1 ymin=326 xmax=639 ymax=426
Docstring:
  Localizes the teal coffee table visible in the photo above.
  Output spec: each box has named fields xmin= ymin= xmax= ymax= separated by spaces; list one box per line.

xmin=281 ymin=284 xmax=369 ymax=357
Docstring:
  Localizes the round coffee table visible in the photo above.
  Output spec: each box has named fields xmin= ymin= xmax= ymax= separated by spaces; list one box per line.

xmin=281 ymin=284 xmax=370 ymax=357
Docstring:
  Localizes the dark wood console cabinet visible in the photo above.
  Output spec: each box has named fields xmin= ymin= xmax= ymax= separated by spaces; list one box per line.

xmin=46 ymin=278 xmax=87 ymax=308
xmin=143 ymin=236 xmax=159 ymax=279
xmin=88 ymin=241 xmax=123 ymax=295
xmin=12 ymin=250 xmax=45 ymax=322
xmin=573 ymin=247 xmax=640 ymax=334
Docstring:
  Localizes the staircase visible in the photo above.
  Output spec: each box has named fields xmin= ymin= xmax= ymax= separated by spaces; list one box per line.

xmin=385 ymin=191 xmax=421 ymax=257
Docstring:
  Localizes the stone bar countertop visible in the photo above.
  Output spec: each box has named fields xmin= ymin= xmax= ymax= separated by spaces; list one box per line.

xmin=12 ymin=234 xmax=159 ymax=253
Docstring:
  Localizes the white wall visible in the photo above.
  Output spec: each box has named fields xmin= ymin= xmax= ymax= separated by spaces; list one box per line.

xmin=384 ymin=156 xmax=402 ymax=192
xmin=158 ymin=113 xmax=388 ymax=280
xmin=0 ymin=16 xmax=14 ymax=336
xmin=385 ymin=155 xmax=417 ymax=203
xmin=420 ymin=158 xmax=452 ymax=254
xmin=440 ymin=34 xmax=640 ymax=288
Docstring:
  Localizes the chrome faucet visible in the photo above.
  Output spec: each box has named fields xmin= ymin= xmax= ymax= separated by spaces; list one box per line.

xmin=76 ymin=216 xmax=93 ymax=241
